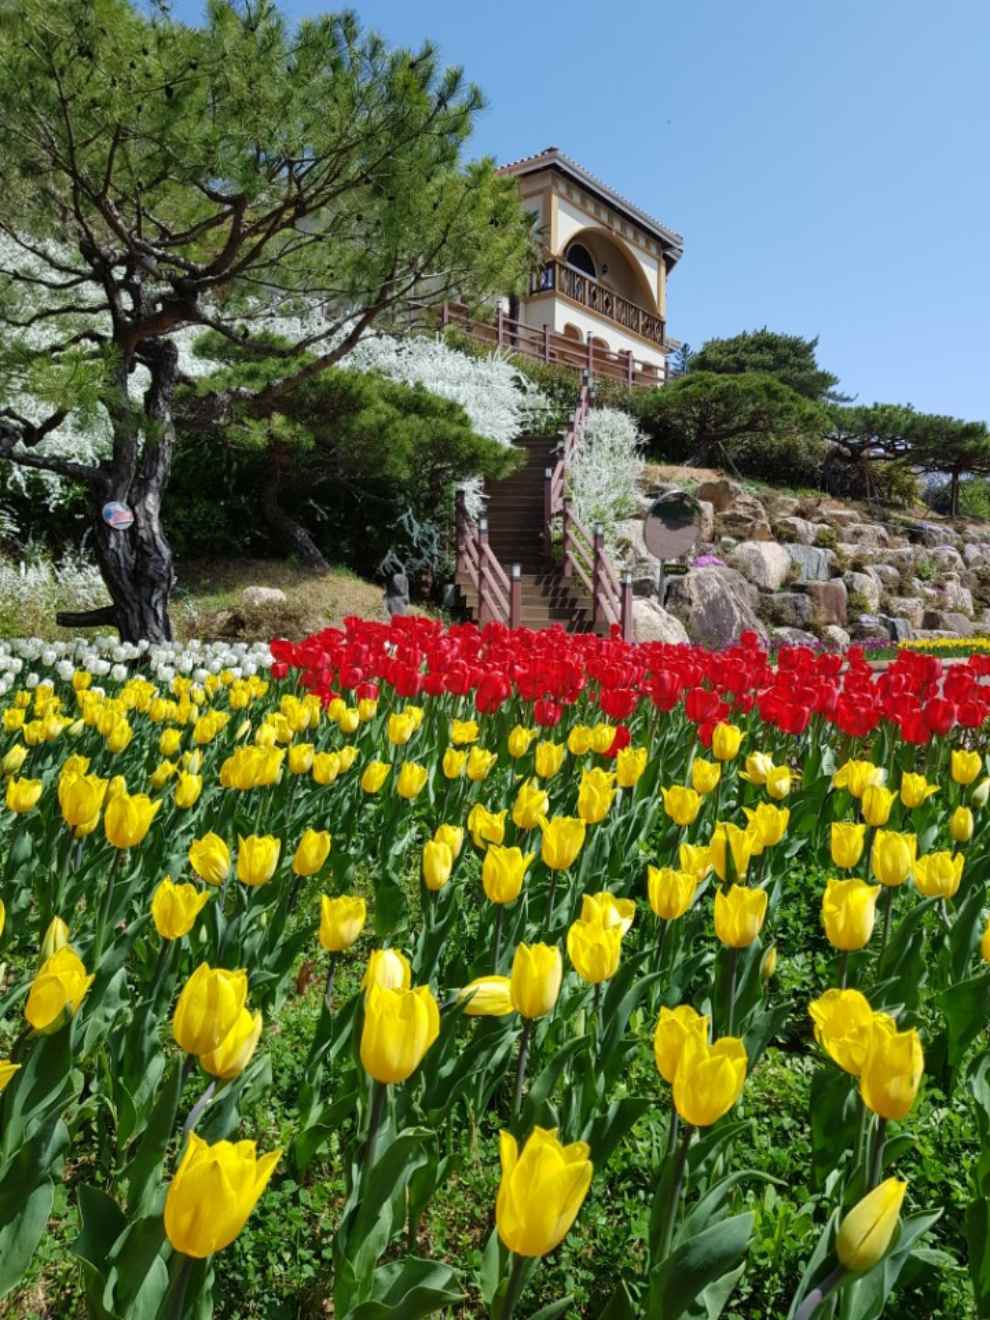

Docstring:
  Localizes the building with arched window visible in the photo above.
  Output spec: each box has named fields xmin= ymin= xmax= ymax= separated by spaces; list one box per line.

xmin=497 ymin=146 xmax=683 ymax=379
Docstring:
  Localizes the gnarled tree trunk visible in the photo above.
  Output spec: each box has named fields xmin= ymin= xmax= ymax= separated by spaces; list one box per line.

xmin=260 ymin=447 xmax=330 ymax=572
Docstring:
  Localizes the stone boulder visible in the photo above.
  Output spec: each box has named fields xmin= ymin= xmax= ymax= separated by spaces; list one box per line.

xmin=921 ymin=610 xmax=976 ymax=636
xmin=698 ymin=501 xmax=715 ymax=542
xmin=841 ymin=523 xmax=890 ymax=548
xmin=632 ymin=598 xmax=690 ymax=644
xmin=696 ymin=479 xmax=773 ymax=541
xmin=885 ymin=596 xmax=924 ymax=628
xmin=844 ymin=570 xmax=882 ymax=613
xmin=774 ymin=516 xmax=816 ymax=545
xmin=929 ymin=545 xmax=966 ymax=574
xmin=784 ymin=544 xmax=831 ymax=583
xmin=936 ymin=580 xmax=974 ymax=615
xmin=664 ymin=566 xmax=768 ymax=649
xmin=767 ymin=592 xmax=813 ymax=628
xmin=821 ymin=624 xmax=852 ymax=651
xmin=805 ymin=579 xmax=848 ymax=627
xmin=241 ymin=586 xmax=288 ymax=607
xmin=871 ymin=563 xmax=902 ymax=589
xmin=772 ymin=627 xmax=819 ymax=647
xmin=729 ymin=540 xmax=792 ymax=591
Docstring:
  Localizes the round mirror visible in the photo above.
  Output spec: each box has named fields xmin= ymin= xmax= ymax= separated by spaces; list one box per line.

xmin=642 ymin=490 xmax=701 ymax=561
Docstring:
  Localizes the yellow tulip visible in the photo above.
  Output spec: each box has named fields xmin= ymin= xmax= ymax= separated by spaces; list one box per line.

xmin=152 ymin=878 xmax=211 ymax=940
xmin=467 ymin=804 xmax=507 ymax=850
xmin=913 ymin=850 xmax=965 ymax=899
xmin=189 ymin=833 xmax=230 ymax=886
xmin=861 ymin=785 xmax=895 ymax=828
xmin=871 ymin=831 xmax=917 ymax=887
xmin=173 ymin=772 xmax=203 ymax=809
xmin=760 ymin=945 xmax=778 ymax=981
xmin=567 ymin=725 xmax=594 ymax=756
xmin=0 ymin=897 xmax=4 ymax=938
xmin=25 ymin=947 xmax=94 ymax=1032
xmin=104 ymin=792 xmax=161 ymax=849
xmin=591 ymin=724 xmax=617 ymax=754
xmin=404 ymin=705 xmax=425 ymax=730
xmin=1 ymin=743 xmax=27 ymax=774
xmin=442 ymin=748 xmax=467 ymax=779
xmin=2 ymin=708 xmax=24 ymax=732
xmin=450 ymin=719 xmax=480 ymax=745
xmin=482 ymin=845 xmax=535 ymax=904
xmin=742 ymin=803 xmax=789 ymax=851
xmin=466 ymin=747 xmax=497 ymax=782
xmin=615 ymin=745 xmax=648 ymax=788
xmin=950 ymin=806 xmax=974 ymax=844
xmin=647 ymin=867 xmax=697 ymax=921
xmin=496 ymin=1127 xmax=592 ymax=1257
xmin=40 ymin=916 xmax=69 ymax=960
xmin=679 ymin=842 xmax=712 ymax=878
xmin=711 ymin=722 xmax=744 ymax=761
xmin=534 ymin=740 xmax=566 ymax=779
xmin=159 ymin=728 xmax=183 ymax=757
xmin=831 ymin=822 xmax=866 ymax=870
xmin=821 ymin=878 xmax=880 ymax=950
xmin=691 ymin=759 xmax=722 ymax=795
xmin=58 ymin=773 xmax=107 ymax=836
xmin=765 ymin=766 xmax=794 ymax=800
xmin=566 ymin=919 xmax=622 ymax=983
xmin=0 ymin=1060 xmax=21 ymax=1092
xmin=318 ymin=895 xmax=367 ymax=952
xmin=292 ymin=829 xmax=331 ymax=878
xmin=362 ymin=948 xmax=412 ymax=992
xmin=200 ymin=1008 xmax=263 ymax=1080
xmin=951 ymin=749 xmax=982 ymax=785
xmin=809 ymin=989 xmax=887 ymax=1076
xmin=980 ymin=915 xmax=990 ymax=962
xmin=507 ymin=726 xmax=537 ymax=758
xmin=579 ymin=891 xmax=636 ymax=935
xmin=387 ymin=713 xmax=416 ymax=746
xmin=661 ymin=785 xmax=702 ymax=827
xmin=422 ymin=839 xmax=453 ymax=891
xmin=653 ymin=1004 xmax=709 ymax=1083
xmin=833 ymin=760 xmax=885 ymax=799
xmin=539 ymin=815 xmax=586 ymax=871
xmin=859 ymin=1016 xmax=924 ymax=1120
xmin=164 ymin=1133 xmax=280 ymax=1258
xmin=337 ymin=746 xmax=359 ymax=772
xmin=900 ymin=773 xmax=938 ymax=809
xmin=106 ymin=775 xmax=127 ymax=802
xmin=836 ymin=1178 xmax=908 ymax=1273
xmin=5 ymin=776 xmax=42 ymax=813
xmin=673 ymin=1035 xmax=747 ymax=1126
xmin=395 ymin=762 xmax=428 ymax=800
xmin=312 ymin=752 xmax=341 ymax=785
xmin=360 ymin=761 xmax=391 ymax=794
xmin=360 ymin=984 xmax=440 ymax=1084
xmin=512 ymin=779 xmax=549 ymax=831
xmin=714 ymin=885 xmax=768 ymax=947
xmin=173 ymin=964 xmax=249 ymax=1056
xmin=433 ymin=823 xmax=464 ymax=859
xmin=105 ymin=718 xmax=133 ymax=754
xmin=709 ymin=823 xmax=757 ymax=882
xmin=577 ymin=767 xmax=616 ymax=824
xmin=237 ymin=835 xmax=281 ymax=887
xmin=510 ymin=942 xmax=562 ymax=1019
xmin=740 ymin=752 xmax=775 ymax=785
xmin=973 ymin=777 xmax=990 ymax=808
xmin=287 ymin=743 xmax=314 ymax=775
xmin=458 ymin=975 xmax=514 ymax=1016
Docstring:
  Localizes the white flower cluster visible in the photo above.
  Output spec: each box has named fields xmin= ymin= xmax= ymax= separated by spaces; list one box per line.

xmin=0 ymin=637 xmax=274 ymax=695
xmin=566 ymin=406 xmax=646 ymax=556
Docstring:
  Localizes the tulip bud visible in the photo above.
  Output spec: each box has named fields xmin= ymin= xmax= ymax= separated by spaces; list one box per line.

xmin=173 ymin=963 xmax=249 ymax=1056
xmin=899 ymin=773 xmax=937 ymax=810
xmin=836 ymin=1178 xmax=908 ymax=1273
xmin=337 ymin=708 xmax=360 ymax=735
xmin=507 ymin=725 xmax=537 ymax=758
xmin=337 ymin=746 xmax=359 ymax=772
xmin=567 ymin=725 xmax=594 ymax=756
xmin=200 ymin=1007 xmax=263 ymax=1080
xmin=482 ymin=845 xmax=534 ymax=904
xmin=743 ymin=803 xmax=790 ymax=851
xmin=159 ymin=728 xmax=183 ymax=758
xmin=287 ymin=742 xmax=314 ymax=775
xmin=58 ymin=773 xmax=108 ymax=837
xmin=318 ymin=895 xmax=367 ymax=952
xmin=312 ymin=751 xmax=340 ymax=785
xmin=510 ymin=942 xmax=562 ymax=1019
xmin=1 ymin=743 xmax=28 ymax=775
xmin=104 ymin=791 xmax=161 ymax=849
xmin=458 ymin=975 xmax=514 ymax=1016
xmin=237 ymin=835 xmax=281 ymax=887
xmin=870 ymin=831 xmax=917 ymax=887
xmin=615 ymin=745 xmax=648 ymax=788
xmin=709 ymin=823 xmax=757 ymax=883
xmin=173 ymin=771 xmax=203 ymax=809
xmin=859 ymin=1017 xmax=924 ymax=1120
xmin=25 ymin=947 xmax=94 ymax=1032
xmin=950 ymin=806 xmax=974 ymax=844
xmin=189 ymin=832 xmax=230 ymax=886
xmin=466 ymin=747 xmax=497 ymax=782
xmin=673 ymin=1035 xmax=748 ymax=1126
xmin=714 ymin=884 xmax=768 ymax=947
xmin=433 ymin=823 xmax=464 ymax=858
xmin=396 ymin=761 xmax=428 ymax=800
xmin=972 ymin=777 xmax=990 ymax=808
xmin=496 ymin=1127 xmax=592 ymax=1257
xmin=566 ymin=919 xmax=622 ymax=984
xmin=5 ymin=776 xmax=42 ymax=814
xmin=679 ymin=843 xmax=712 ymax=878
xmin=711 ymin=722 xmax=744 ymax=762
xmin=292 ymin=829 xmax=332 ymax=878
xmin=831 ymin=822 xmax=866 ymax=870
xmin=539 ymin=815 xmax=586 ymax=871
xmin=442 ymin=748 xmax=467 ymax=779
xmin=822 ymin=877 xmax=880 ymax=950
xmin=691 ymin=758 xmax=722 ymax=795
xmin=164 ymin=1133 xmax=280 ymax=1258
xmin=765 ymin=766 xmax=794 ymax=800
xmin=387 ymin=713 xmax=416 ymax=746
xmin=579 ymin=891 xmax=635 ymax=935
xmin=661 ymin=785 xmax=702 ymax=827
xmin=534 ymin=740 xmax=566 ymax=779
xmin=809 ymin=988 xmax=886 ymax=1076
xmin=653 ymin=1004 xmax=710 ymax=1083
xmin=577 ymin=767 xmax=616 ymax=824
xmin=760 ymin=944 xmax=778 ymax=982
xmin=980 ymin=916 xmax=990 ymax=963
xmin=0 ymin=1060 xmax=21 ymax=1092
xmin=360 ymin=983 xmax=440 ymax=1084
xmin=40 ymin=916 xmax=69 ymax=960
xmin=512 ymin=780 xmax=549 ymax=831
xmin=467 ymin=804 xmax=507 ymax=850
xmin=951 ymin=749 xmax=982 ymax=785
xmin=360 ymin=761 xmax=391 ymax=794
xmin=741 ymin=752 xmax=774 ymax=785
xmin=362 ymin=947 xmax=412 ymax=992
xmin=450 ymin=718 xmax=479 ymax=745
xmin=152 ymin=878 xmax=211 ymax=940
xmin=422 ymin=840 xmax=453 ymax=891
xmin=833 ymin=760 xmax=885 ymax=799
xmin=861 ymin=785 xmax=894 ymax=828
xmin=647 ymin=867 xmax=696 ymax=921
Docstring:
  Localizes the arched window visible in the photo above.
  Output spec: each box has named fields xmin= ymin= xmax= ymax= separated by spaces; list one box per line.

xmin=562 ymin=323 xmax=583 ymax=341
xmin=565 ymin=242 xmax=596 ymax=278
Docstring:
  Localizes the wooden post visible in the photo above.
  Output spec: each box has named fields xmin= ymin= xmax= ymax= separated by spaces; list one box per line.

xmin=543 ymin=324 xmax=551 ymax=363
xmin=544 ymin=466 xmax=554 ymax=557
xmin=454 ymin=488 xmax=466 ymax=576
xmin=562 ymin=499 xmax=573 ymax=579
xmin=592 ymin=522 xmax=605 ymax=628
xmin=478 ymin=517 xmax=491 ymax=626
xmin=621 ymin=571 xmax=634 ymax=642
xmin=587 ymin=337 xmax=594 ymax=375
xmin=627 ymin=352 xmax=634 ymax=387
xmin=510 ymin=563 xmax=522 ymax=629
xmin=440 ymin=302 xmax=450 ymax=332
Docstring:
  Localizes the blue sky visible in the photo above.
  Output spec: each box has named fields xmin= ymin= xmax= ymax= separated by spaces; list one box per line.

xmin=177 ymin=0 xmax=990 ymax=419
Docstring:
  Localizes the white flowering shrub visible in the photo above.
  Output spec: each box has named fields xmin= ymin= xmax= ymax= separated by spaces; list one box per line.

xmin=567 ymin=407 xmax=645 ymax=553
xmin=0 ymin=552 xmax=109 ymax=639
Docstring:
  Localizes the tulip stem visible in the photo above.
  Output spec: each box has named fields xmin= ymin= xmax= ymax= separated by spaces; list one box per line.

xmin=162 ymin=1254 xmax=195 ymax=1320
xmin=656 ymin=917 xmax=667 ymax=970
xmin=793 ymin=1264 xmax=847 ymax=1320
xmin=726 ymin=947 xmax=739 ymax=1036
xmin=868 ymin=1117 xmax=887 ymax=1190
xmin=512 ymin=1020 xmax=533 ymax=1123
xmin=364 ymin=1080 xmax=388 ymax=1173
xmin=324 ymin=955 xmax=337 ymax=1014
xmin=657 ymin=1123 xmax=693 ymax=1262
xmin=182 ymin=1080 xmax=216 ymax=1138
xmin=878 ymin=888 xmax=895 ymax=958
xmin=149 ymin=940 xmax=175 ymax=1004
xmin=500 ymin=1252 xmax=528 ymax=1320
xmin=593 ymin=982 xmax=603 ymax=1051
xmin=839 ymin=951 xmax=849 ymax=990
xmin=494 ymin=905 xmax=505 ymax=971
xmin=92 ymin=850 xmax=124 ymax=966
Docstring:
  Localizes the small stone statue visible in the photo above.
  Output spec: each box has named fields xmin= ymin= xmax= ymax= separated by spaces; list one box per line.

xmin=383 ymin=570 xmax=409 ymax=617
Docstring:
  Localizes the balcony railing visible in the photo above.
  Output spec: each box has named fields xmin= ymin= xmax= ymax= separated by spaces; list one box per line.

xmin=528 ymin=259 xmax=666 ymax=346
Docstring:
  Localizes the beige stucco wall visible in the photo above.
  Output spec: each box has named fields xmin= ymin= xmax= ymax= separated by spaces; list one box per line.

xmin=517 ymin=294 xmax=667 ymax=372
xmin=556 ymin=196 xmax=660 ymax=310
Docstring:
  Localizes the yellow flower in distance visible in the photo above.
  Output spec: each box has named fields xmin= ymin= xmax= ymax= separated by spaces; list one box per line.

xmin=836 ymin=1178 xmax=908 ymax=1274
xmin=287 ymin=743 xmax=314 ymax=775
xmin=360 ymin=983 xmax=440 ymax=1084
xmin=512 ymin=779 xmax=549 ymax=831
xmin=25 ymin=947 xmax=94 ymax=1032
xmin=362 ymin=948 xmax=412 ymax=992
xmin=539 ymin=815 xmax=586 ymax=871
xmin=173 ymin=772 xmax=203 ymax=809
xmin=442 ymin=748 xmax=467 ymax=779
xmin=482 ymin=845 xmax=534 ymax=904
xmin=159 ymin=728 xmax=183 ymax=758
xmin=647 ymin=867 xmax=697 ymax=921
xmin=507 ymin=726 xmax=537 ymax=758
xmin=450 ymin=719 xmax=480 ymax=745
xmin=950 ymin=806 xmax=974 ymax=844
xmin=318 ymin=895 xmax=367 ymax=952
xmin=152 ymin=878 xmax=211 ymax=940
xmin=5 ymin=776 xmax=42 ymax=813
xmin=679 ymin=842 xmax=712 ymax=878
xmin=510 ymin=942 xmax=562 ymax=1019
xmin=458 ymin=975 xmax=514 ymax=1016
xmin=740 ymin=751 xmax=775 ymax=785
xmin=861 ymin=785 xmax=895 ymax=828
xmin=661 ymin=785 xmax=702 ymax=827
xmin=673 ymin=1035 xmax=747 ymax=1127
xmin=360 ymin=761 xmax=391 ymax=794
xmin=714 ymin=884 xmax=768 ymax=947
xmin=765 ymin=766 xmax=794 ymax=800
xmin=821 ymin=877 xmax=880 ymax=950
xmin=396 ymin=761 xmax=428 ymax=800
xmin=58 ymin=772 xmax=107 ymax=837
xmin=711 ymin=722 xmax=744 ymax=761
xmin=577 ymin=767 xmax=616 ymax=824
xmin=691 ymin=759 xmax=722 ymax=795
xmin=534 ymin=740 xmax=566 ymax=779
xmin=870 ymin=831 xmax=917 ymax=887
xmin=859 ymin=1016 xmax=924 ymax=1121
xmin=579 ymin=891 xmax=636 ymax=935
xmin=189 ymin=833 xmax=230 ymax=887
xmin=914 ymin=851 xmax=965 ymax=899
xmin=387 ymin=712 xmax=416 ymax=746
xmin=173 ymin=964 xmax=249 ymax=1056
xmin=831 ymin=822 xmax=866 ymax=870
xmin=709 ymin=823 xmax=757 ymax=882
xmin=467 ymin=803 xmax=507 ymax=850
xmin=422 ymin=839 xmax=453 ymax=891
xmin=743 ymin=803 xmax=790 ymax=851
xmin=567 ymin=725 xmax=594 ymax=756
xmin=164 ymin=1133 xmax=280 ymax=1258
xmin=237 ymin=835 xmax=281 ymax=887
xmin=292 ymin=829 xmax=331 ymax=878
xmin=496 ymin=1127 xmax=593 ymax=1258
xmin=809 ymin=988 xmax=887 ymax=1077
xmin=615 ymin=745 xmax=648 ymax=788
xmin=312 ymin=752 xmax=341 ymax=785
xmin=653 ymin=1004 xmax=709 ymax=1083
xmin=566 ymin=919 xmax=622 ymax=984
xmin=200 ymin=1008 xmax=263 ymax=1080
xmin=1 ymin=743 xmax=28 ymax=775
xmin=900 ymin=773 xmax=938 ymax=809
xmin=951 ymin=748 xmax=982 ymax=785
xmin=433 ymin=823 xmax=464 ymax=858
xmin=466 ymin=747 xmax=497 ymax=782
xmin=833 ymin=760 xmax=885 ymax=799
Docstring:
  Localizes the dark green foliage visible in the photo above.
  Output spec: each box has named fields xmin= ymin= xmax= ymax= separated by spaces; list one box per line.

xmin=688 ymin=329 xmax=841 ymax=402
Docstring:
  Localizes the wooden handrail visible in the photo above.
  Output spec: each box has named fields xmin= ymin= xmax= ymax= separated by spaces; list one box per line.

xmin=529 ymin=260 xmax=666 ymax=347
xmin=454 ymin=488 xmax=519 ymax=627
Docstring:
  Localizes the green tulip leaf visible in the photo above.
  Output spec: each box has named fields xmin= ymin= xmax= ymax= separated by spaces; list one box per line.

xmin=966 ymin=1196 xmax=990 ymax=1316
xmin=0 ymin=1177 xmax=54 ymax=1299
xmin=647 ymin=1211 xmax=753 ymax=1320
xmin=124 ymin=1061 xmax=183 ymax=1220
xmin=102 ymin=1214 xmax=168 ymax=1320
xmin=940 ymin=970 xmax=990 ymax=1071
xmin=595 ymin=1278 xmax=640 ymax=1319
xmin=809 ymin=1067 xmax=860 ymax=1190
xmin=345 ymin=1255 xmax=465 ymax=1318
xmin=527 ymin=1299 xmax=576 ymax=1320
